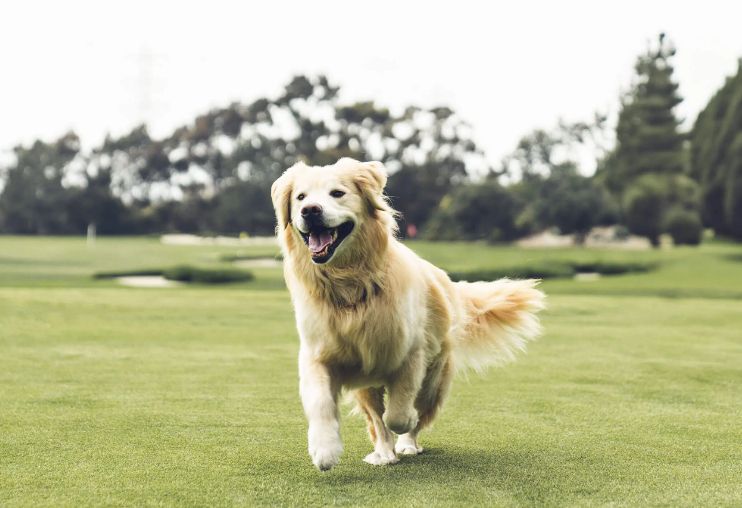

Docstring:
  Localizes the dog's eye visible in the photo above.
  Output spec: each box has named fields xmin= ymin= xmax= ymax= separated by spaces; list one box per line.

xmin=296 ymin=193 xmax=306 ymax=201
xmin=330 ymin=190 xmax=345 ymax=198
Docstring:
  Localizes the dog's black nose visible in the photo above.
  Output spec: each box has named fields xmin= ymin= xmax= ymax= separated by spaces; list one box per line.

xmin=301 ymin=204 xmax=323 ymax=218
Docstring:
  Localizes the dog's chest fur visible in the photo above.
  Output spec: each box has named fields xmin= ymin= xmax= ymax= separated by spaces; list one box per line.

xmin=297 ymin=289 xmax=420 ymax=381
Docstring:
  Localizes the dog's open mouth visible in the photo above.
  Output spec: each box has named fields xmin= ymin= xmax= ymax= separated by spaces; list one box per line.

xmin=300 ymin=221 xmax=354 ymax=264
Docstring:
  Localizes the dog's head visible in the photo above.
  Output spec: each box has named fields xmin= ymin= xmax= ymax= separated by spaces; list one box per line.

xmin=271 ymin=158 xmax=395 ymax=265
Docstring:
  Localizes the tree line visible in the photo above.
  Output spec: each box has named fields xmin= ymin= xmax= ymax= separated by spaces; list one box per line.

xmin=1 ymin=34 xmax=741 ymax=245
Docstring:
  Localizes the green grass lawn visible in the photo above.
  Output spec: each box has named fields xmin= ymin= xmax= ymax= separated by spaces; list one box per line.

xmin=1 ymin=236 xmax=741 ymax=506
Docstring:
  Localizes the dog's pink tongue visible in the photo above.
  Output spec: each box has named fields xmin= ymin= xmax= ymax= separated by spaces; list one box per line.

xmin=308 ymin=230 xmax=333 ymax=254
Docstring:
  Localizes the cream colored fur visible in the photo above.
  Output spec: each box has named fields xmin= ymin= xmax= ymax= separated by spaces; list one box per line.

xmin=271 ymin=158 xmax=545 ymax=471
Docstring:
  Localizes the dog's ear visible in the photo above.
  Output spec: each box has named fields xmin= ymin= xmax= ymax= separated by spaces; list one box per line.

xmin=271 ymin=164 xmax=301 ymax=230
xmin=354 ymin=161 xmax=389 ymax=211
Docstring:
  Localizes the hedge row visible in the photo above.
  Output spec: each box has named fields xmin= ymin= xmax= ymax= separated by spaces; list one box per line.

xmin=448 ymin=260 xmax=657 ymax=282
xmin=93 ymin=265 xmax=254 ymax=284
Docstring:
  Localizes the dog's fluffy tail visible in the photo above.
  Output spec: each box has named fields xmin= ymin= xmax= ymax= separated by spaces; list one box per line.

xmin=452 ymin=279 xmax=545 ymax=372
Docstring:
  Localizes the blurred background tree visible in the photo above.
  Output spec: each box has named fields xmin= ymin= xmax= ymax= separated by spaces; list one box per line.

xmin=500 ymin=118 xmax=618 ymax=243
xmin=601 ymin=34 xmax=685 ymax=190
xmin=597 ymin=33 xmax=702 ymax=246
xmin=422 ymin=179 xmax=522 ymax=242
xmin=691 ymin=59 xmax=742 ymax=240
xmin=0 ymin=36 xmax=740 ymax=245
xmin=0 ymin=133 xmax=80 ymax=234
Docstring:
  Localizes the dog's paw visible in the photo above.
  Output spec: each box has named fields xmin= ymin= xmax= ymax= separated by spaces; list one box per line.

xmin=308 ymin=427 xmax=343 ymax=471
xmin=395 ymin=434 xmax=423 ymax=456
xmin=310 ymin=446 xmax=342 ymax=471
xmin=395 ymin=444 xmax=423 ymax=455
xmin=383 ymin=407 xmax=419 ymax=435
xmin=363 ymin=449 xmax=399 ymax=466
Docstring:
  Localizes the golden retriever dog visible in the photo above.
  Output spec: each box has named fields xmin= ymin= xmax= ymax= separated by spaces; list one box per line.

xmin=271 ymin=158 xmax=545 ymax=471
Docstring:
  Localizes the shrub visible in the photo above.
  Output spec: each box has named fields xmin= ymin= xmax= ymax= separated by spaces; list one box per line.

xmin=448 ymin=263 xmax=575 ymax=282
xmin=664 ymin=207 xmax=703 ymax=245
xmin=162 ymin=265 xmax=254 ymax=284
xmin=449 ymin=260 xmax=657 ymax=282
xmin=623 ymin=175 xmax=667 ymax=247
xmin=422 ymin=181 xmax=523 ymax=242
xmin=93 ymin=269 xmax=165 ymax=279
xmin=572 ymin=261 xmax=656 ymax=275
xmin=93 ymin=266 xmax=254 ymax=284
xmin=532 ymin=166 xmax=620 ymax=241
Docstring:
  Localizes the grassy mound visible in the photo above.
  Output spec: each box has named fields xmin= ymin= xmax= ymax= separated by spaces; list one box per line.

xmin=93 ymin=265 xmax=254 ymax=284
xmin=449 ymin=260 xmax=656 ymax=282
xmin=92 ymin=269 xmax=164 ymax=279
xmin=571 ymin=260 xmax=656 ymax=275
xmin=163 ymin=265 xmax=254 ymax=284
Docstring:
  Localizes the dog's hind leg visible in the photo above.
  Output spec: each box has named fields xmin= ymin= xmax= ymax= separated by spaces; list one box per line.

xmin=355 ymin=387 xmax=398 ymax=466
xmin=384 ymin=347 xmax=425 ymax=435
xmin=396 ymin=353 xmax=454 ymax=456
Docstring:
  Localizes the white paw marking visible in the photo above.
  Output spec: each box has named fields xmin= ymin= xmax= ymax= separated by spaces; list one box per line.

xmin=395 ymin=434 xmax=423 ymax=456
xmin=308 ymin=427 xmax=343 ymax=471
xmin=395 ymin=444 xmax=423 ymax=455
xmin=363 ymin=450 xmax=399 ymax=466
xmin=311 ymin=446 xmax=342 ymax=471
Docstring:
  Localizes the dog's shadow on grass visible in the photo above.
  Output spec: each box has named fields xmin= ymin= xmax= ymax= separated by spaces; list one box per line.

xmin=318 ymin=445 xmax=602 ymax=504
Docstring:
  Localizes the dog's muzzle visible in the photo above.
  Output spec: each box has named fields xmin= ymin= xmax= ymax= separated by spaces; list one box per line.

xmin=299 ymin=221 xmax=355 ymax=264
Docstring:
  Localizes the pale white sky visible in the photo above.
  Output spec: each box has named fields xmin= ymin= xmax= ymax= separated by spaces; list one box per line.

xmin=1 ymin=0 xmax=741 ymax=167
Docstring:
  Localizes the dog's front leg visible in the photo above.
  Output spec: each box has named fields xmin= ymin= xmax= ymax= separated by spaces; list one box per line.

xmin=299 ymin=350 xmax=342 ymax=471
xmin=383 ymin=347 xmax=425 ymax=435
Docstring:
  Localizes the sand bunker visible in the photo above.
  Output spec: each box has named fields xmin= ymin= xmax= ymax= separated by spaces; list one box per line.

xmin=116 ymin=276 xmax=183 ymax=288
xmin=161 ymin=234 xmax=278 ymax=247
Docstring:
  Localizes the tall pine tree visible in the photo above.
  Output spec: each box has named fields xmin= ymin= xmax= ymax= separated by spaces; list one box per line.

xmin=599 ymin=34 xmax=702 ymax=246
xmin=604 ymin=33 xmax=685 ymax=190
